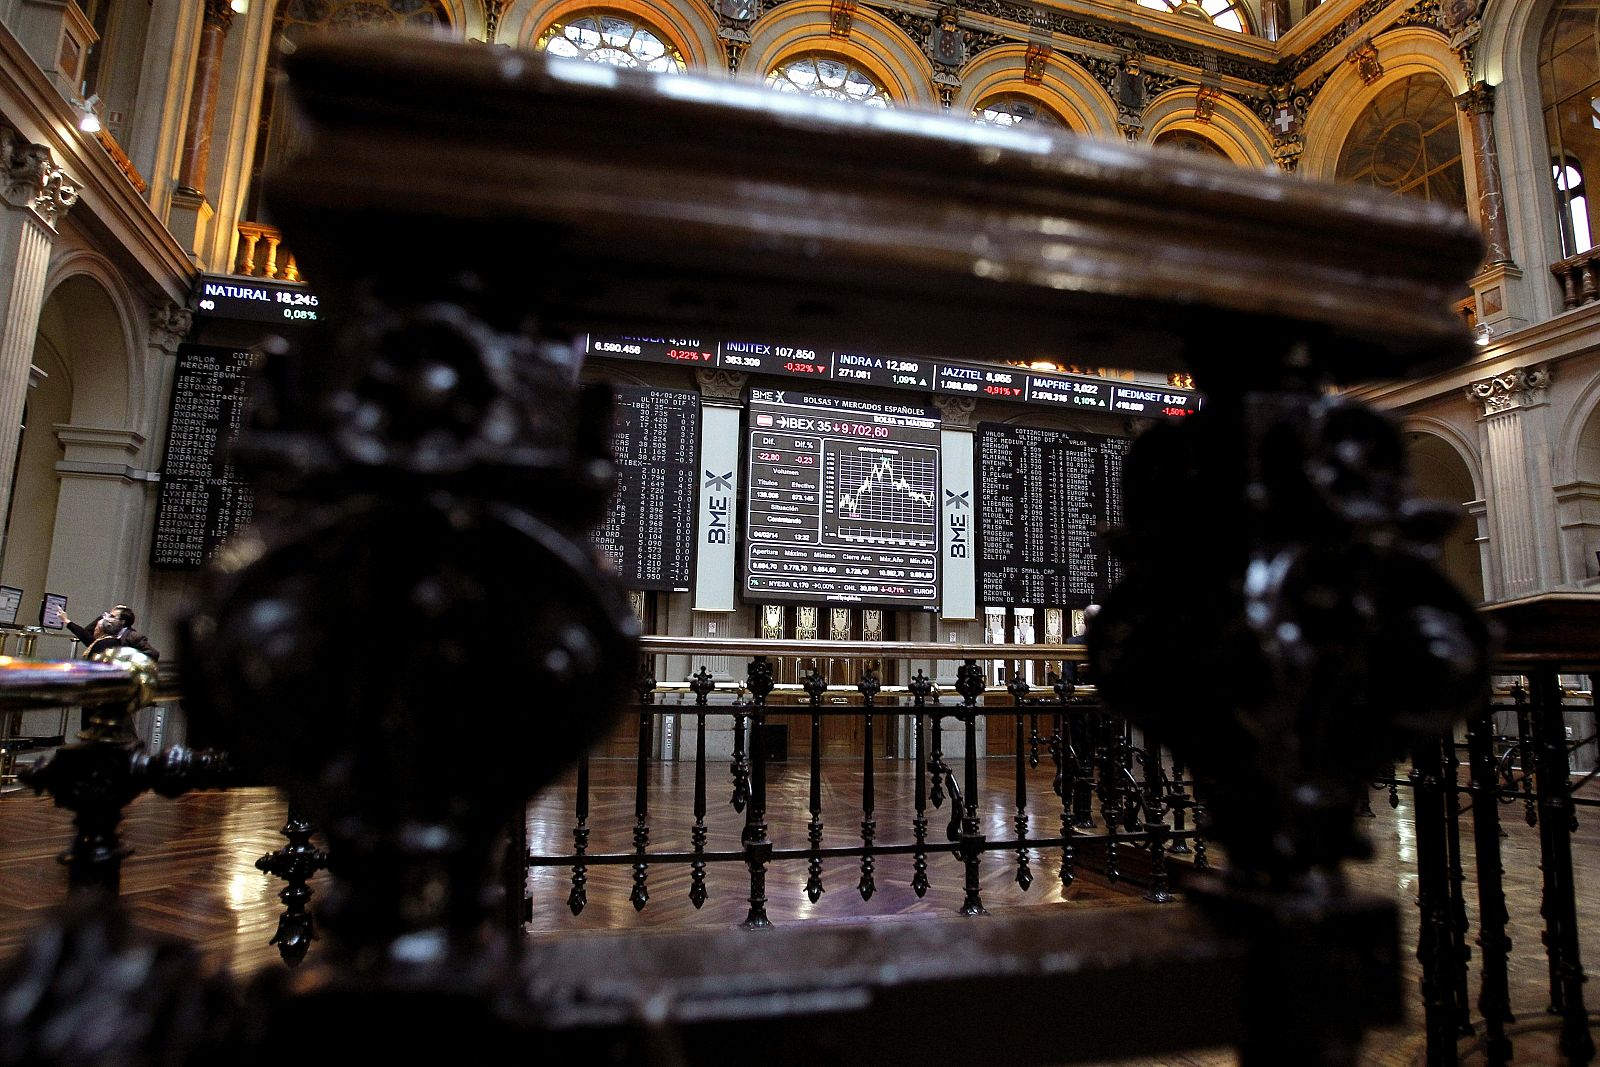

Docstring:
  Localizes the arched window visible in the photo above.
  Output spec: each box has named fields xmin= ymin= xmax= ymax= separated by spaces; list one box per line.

xmin=1334 ymin=74 xmax=1465 ymax=208
xmin=245 ymin=0 xmax=449 ymax=222
xmin=535 ymin=10 xmax=685 ymax=73
xmin=1540 ymin=1 xmax=1599 ymax=257
xmin=766 ymin=53 xmax=891 ymax=107
xmin=1136 ymin=0 xmax=1251 ymax=33
xmin=1153 ymin=129 xmax=1229 ymax=158
xmin=972 ymin=94 xmax=1068 ymax=129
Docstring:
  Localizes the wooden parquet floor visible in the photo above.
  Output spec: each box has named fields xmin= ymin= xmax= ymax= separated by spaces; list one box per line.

xmin=0 ymin=759 xmax=1596 ymax=1066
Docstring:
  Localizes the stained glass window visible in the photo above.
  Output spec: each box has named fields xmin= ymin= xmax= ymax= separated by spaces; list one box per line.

xmin=1136 ymin=0 xmax=1250 ymax=33
xmin=1540 ymin=1 xmax=1600 ymax=256
xmin=1153 ymin=129 xmax=1229 ymax=157
xmin=973 ymin=94 xmax=1067 ymax=129
xmin=766 ymin=53 xmax=891 ymax=107
xmin=1335 ymin=74 xmax=1466 ymax=208
xmin=536 ymin=11 xmax=685 ymax=73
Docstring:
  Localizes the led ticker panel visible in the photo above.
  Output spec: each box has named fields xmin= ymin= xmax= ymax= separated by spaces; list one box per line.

xmin=976 ymin=423 xmax=1129 ymax=608
xmin=584 ymin=333 xmax=1200 ymax=419
xmin=150 ymin=345 xmax=257 ymax=568
xmin=594 ymin=386 xmax=699 ymax=592
xmin=745 ymin=388 xmax=941 ymax=609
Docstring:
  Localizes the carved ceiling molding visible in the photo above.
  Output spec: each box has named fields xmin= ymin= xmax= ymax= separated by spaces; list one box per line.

xmin=1466 ymin=365 xmax=1551 ymax=416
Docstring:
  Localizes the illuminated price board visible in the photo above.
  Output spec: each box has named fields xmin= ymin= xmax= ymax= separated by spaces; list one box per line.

xmin=586 ymin=335 xmax=717 ymax=366
xmin=744 ymin=388 xmax=941 ymax=610
xmin=190 ymin=274 xmax=323 ymax=326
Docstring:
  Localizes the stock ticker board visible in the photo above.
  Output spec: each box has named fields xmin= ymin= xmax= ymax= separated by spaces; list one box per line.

xmin=976 ymin=423 xmax=1130 ymax=609
xmin=584 ymin=333 xmax=1201 ymax=419
xmin=150 ymin=344 xmax=257 ymax=568
xmin=594 ymin=386 xmax=699 ymax=592
xmin=744 ymin=388 xmax=941 ymax=610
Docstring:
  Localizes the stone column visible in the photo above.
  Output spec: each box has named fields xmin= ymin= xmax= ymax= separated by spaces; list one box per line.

xmin=1456 ymin=83 xmax=1512 ymax=267
xmin=177 ymin=0 xmax=236 ymax=194
xmin=170 ymin=0 xmax=236 ymax=258
xmin=1456 ymin=82 xmax=1528 ymax=335
xmin=1467 ymin=366 xmax=1555 ymax=599
xmin=0 ymin=129 xmax=75 ymax=556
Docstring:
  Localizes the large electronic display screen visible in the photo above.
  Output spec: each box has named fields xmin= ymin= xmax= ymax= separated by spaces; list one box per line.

xmin=744 ymin=388 xmax=941 ymax=609
xmin=593 ymin=386 xmax=699 ymax=592
xmin=976 ymin=423 xmax=1129 ymax=608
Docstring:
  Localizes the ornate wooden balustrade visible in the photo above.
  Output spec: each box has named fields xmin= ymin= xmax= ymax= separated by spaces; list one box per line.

xmin=0 ymin=32 xmax=1488 ymax=1067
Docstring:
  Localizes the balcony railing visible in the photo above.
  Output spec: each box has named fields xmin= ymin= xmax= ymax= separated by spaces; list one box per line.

xmin=234 ymin=221 xmax=302 ymax=282
xmin=521 ymin=637 xmax=1203 ymax=928
xmin=1551 ymin=246 xmax=1600 ymax=310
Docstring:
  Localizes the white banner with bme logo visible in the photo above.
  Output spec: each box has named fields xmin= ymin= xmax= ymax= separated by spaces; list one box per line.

xmin=694 ymin=402 xmax=741 ymax=611
xmin=940 ymin=427 xmax=976 ymax=620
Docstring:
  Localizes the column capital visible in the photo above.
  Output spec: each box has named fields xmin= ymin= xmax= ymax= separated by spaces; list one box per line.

xmin=149 ymin=303 xmax=193 ymax=354
xmin=1466 ymin=364 xmax=1550 ymax=416
xmin=695 ymin=368 xmax=747 ymax=401
xmin=932 ymin=395 xmax=976 ymax=427
xmin=1455 ymin=80 xmax=1494 ymax=116
xmin=202 ymin=0 xmax=236 ymax=32
xmin=0 ymin=128 xmax=77 ymax=231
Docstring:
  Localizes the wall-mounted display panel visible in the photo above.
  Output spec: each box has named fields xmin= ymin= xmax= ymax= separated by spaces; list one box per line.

xmin=976 ymin=424 xmax=1129 ymax=608
xmin=744 ymin=388 xmax=941 ymax=609
xmin=594 ymin=386 xmax=699 ymax=592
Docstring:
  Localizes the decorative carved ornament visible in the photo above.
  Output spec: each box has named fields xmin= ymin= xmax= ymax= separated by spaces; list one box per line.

xmin=762 ymin=603 xmax=785 ymax=639
xmin=1022 ymin=41 xmax=1048 ymax=84
xmin=830 ymin=0 xmax=856 ymax=39
xmin=202 ymin=0 xmax=237 ymax=32
xmin=862 ymin=609 xmax=883 ymax=642
xmin=1455 ymin=80 xmax=1493 ymax=116
xmin=696 ymin=368 xmax=747 ymax=400
xmin=927 ymin=7 xmax=968 ymax=70
xmin=1466 ymin=365 xmax=1551 ymax=415
xmin=0 ymin=129 xmax=78 ymax=230
xmin=149 ymin=304 xmax=194 ymax=354
xmin=1194 ymin=84 xmax=1221 ymax=124
xmin=1347 ymin=38 xmax=1383 ymax=85
xmin=829 ymin=607 xmax=851 ymax=641
xmin=931 ymin=395 xmax=976 ymax=426
xmin=796 ymin=605 xmax=819 ymax=641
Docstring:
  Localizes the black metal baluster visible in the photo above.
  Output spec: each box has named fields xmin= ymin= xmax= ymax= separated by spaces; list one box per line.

xmin=1465 ymin=701 xmax=1514 ymax=1064
xmin=567 ymin=753 xmax=589 ymax=915
xmin=858 ymin=665 xmax=879 ymax=901
xmin=1100 ymin=713 xmax=1123 ymax=883
xmin=1411 ymin=735 xmax=1464 ymax=1061
xmin=1073 ymin=709 xmax=1096 ymax=830
xmin=1028 ymin=712 xmax=1040 ymax=769
xmin=255 ymin=801 xmax=327 ymax=967
xmin=955 ymin=659 xmax=987 ymax=916
xmin=1141 ymin=730 xmax=1171 ymax=904
xmin=1168 ymin=751 xmax=1191 ymax=854
xmin=741 ymin=656 xmax=774 ymax=929
xmin=909 ymin=670 xmax=932 ymax=897
xmin=1441 ymin=732 xmax=1473 ymax=1035
xmin=630 ymin=679 xmax=654 ymax=912
xmin=1512 ymin=680 xmax=1537 ymax=827
xmin=689 ymin=667 xmax=713 ymax=909
xmin=1009 ymin=669 xmax=1032 ymax=890
xmin=804 ymin=666 xmax=826 ymax=903
xmin=929 ymin=702 xmax=948 ymax=809
xmin=730 ymin=699 xmax=749 ymax=814
xmin=1528 ymin=670 xmax=1593 ymax=1064
xmin=1052 ymin=674 xmax=1075 ymax=887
